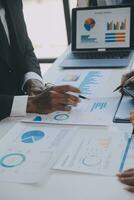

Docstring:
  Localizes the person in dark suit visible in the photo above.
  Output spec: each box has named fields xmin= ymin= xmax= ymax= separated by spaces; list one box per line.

xmin=0 ymin=0 xmax=80 ymax=120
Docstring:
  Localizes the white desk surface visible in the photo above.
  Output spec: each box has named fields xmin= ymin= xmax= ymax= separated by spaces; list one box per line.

xmin=0 ymin=47 xmax=134 ymax=200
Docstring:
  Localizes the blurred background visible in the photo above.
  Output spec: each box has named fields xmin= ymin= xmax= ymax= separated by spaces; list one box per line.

xmin=23 ymin=0 xmax=77 ymax=75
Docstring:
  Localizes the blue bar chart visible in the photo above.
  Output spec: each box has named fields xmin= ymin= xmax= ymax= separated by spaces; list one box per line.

xmin=79 ymin=71 xmax=103 ymax=95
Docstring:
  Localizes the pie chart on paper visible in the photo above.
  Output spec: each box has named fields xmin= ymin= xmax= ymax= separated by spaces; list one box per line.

xmin=21 ymin=130 xmax=45 ymax=144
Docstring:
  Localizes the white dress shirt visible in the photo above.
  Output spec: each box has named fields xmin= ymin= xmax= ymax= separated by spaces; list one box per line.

xmin=0 ymin=6 xmax=43 ymax=117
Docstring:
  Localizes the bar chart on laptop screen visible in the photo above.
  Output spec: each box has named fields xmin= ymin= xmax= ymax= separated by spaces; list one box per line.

xmin=77 ymin=7 xmax=130 ymax=49
xmin=105 ymin=19 xmax=127 ymax=43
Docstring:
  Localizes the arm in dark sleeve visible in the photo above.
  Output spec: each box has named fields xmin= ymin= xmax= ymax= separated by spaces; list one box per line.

xmin=24 ymin=36 xmax=42 ymax=76
xmin=0 ymin=95 xmax=14 ymax=120
xmin=21 ymin=1 xmax=42 ymax=77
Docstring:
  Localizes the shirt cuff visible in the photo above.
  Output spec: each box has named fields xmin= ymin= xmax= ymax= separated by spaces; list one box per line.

xmin=10 ymin=96 xmax=28 ymax=117
xmin=22 ymin=72 xmax=43 ymax=91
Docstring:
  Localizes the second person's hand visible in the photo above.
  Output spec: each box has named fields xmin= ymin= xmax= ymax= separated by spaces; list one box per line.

xmin=117 ymin=169 xmax=134 ymax=193
xmin=120 ymin=71 xmax=134 ymax=90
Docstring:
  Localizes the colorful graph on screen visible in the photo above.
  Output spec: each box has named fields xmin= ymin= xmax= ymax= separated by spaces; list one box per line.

xmin=105 ymin=32 xmax=126 ymax=43
xmin=81 ymin=18 xmax=96 ymax=44
xmin=84 ymin=18 xmax=96 ymax=31
xmin=107 ymin=19 xmax=127 ymax=31
xmin=105 ymin=19 xmax=127 ymax=43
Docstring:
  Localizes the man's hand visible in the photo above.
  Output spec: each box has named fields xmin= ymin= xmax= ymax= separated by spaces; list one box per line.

xmin=117 ymin=169 xmax=134 ymax=193
xmin=27 ymin=85 xmax=80 ymax=114
xmin=25 ymin=79 xmax=45 ymax=96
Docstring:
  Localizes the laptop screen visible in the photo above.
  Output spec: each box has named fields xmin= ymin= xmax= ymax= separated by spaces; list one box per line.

xmin=72 ymin=6 xmax=133 ymax=51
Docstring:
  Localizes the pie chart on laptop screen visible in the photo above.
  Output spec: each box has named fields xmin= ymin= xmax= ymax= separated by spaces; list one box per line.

xmin=84 ymin=18 xmax=96 ymax=31
xmin=21 ymin=130 xmax=45 ymax=144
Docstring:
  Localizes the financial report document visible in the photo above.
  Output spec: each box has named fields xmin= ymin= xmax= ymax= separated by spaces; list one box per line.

xmin=0 ymin=123 xmax=75 ymax=184
xmin=24 ymin=70 xmax=120 ymax=126
xmin=25 ymin=97 xmax=118 ymax=126
xmin=53 ymin=127 xmax=129 ymax=176
xmin=54 ymin=70 xmax=120 ymax=98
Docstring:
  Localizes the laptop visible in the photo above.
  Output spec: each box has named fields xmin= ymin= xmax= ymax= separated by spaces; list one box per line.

xmin=61 ymin=5 xmax=134 ymax=68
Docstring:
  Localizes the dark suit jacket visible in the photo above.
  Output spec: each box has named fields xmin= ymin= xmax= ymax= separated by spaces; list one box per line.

xmin=0 ymin=0 xmax=41 ymax=120
xmin=90 ymin=0 xmax=134 ymax=6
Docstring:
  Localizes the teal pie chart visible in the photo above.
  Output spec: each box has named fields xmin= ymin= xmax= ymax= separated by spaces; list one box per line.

xmin=21 ymin=130 xmax=45 ymax=144
xmin=0 ymin=153 xmax=25 ymax=168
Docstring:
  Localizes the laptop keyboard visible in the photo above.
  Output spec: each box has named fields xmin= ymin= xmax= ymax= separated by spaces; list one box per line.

xmin=72 ymin=51 xmax=130 ymax=59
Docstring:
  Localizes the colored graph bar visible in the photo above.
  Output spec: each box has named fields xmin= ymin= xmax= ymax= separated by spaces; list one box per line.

xmin=106 ymin=33 xmax=125 ymax=35
xmin=100 ymin=103 xmax=107 ymax=109
xmin=116 ymin=21 xmax=120 ymax=30
xmin=90 ymin=103 xmax=96 ymax=112
xmin=105 ymin=40 xmax=125 ymax=42
xmin=106 ymin=36 xmax=125 ymax=39
xmin=105 ymin=32 xmax=126 ymax=43
xmin=107 ymin=19 xmax=127 ymax=31
xmin=80 ymin=72 xmax=102 ymax=94
xmin=90 ymin=102 xmax=107 ymax=112
xmin=119 ymin=137 xmax=132 ymax=172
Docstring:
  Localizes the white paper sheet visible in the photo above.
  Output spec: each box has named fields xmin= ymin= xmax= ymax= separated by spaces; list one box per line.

xmin=24 ymin=97 xmax=119 ymax=126
xmin=53 ymin=127 xmax=128 ymax=176
xmin=0 ymin=123 xmax=75 ymax=184
xmin=54 ymin=70 xmax=119 ymax=98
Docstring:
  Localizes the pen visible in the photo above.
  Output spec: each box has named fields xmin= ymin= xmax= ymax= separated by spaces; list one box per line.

xmin=113 ymin=76 xmax=134 ymax=92
xmin=113 ymin=85 xmax=122 ymax=92
xmin=79 ymin=95 xmax=90 ymax=100
xmin=45 ymin=83 xmax=90 ymax=100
